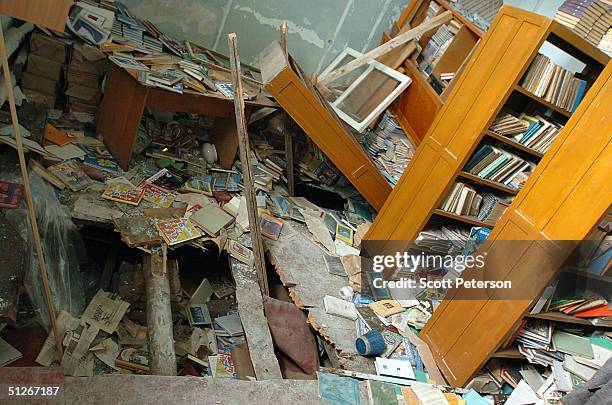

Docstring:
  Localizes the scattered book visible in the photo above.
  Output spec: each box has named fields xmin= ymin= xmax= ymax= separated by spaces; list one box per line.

xmin=260 ymin=212 xmax=283 ymax=240
xmin=369 ymin=299 xmax=405 ymax=318
xmin=141 ymin=183 xmax=176 ymax=208
xmin=155 ymin=217 xmax=202 ymax=245
xmin=102 ymin=181 xmax=144 ymax=206
xmin=190 ymin=204 xmax=234 ymax=236
xmin=48 ymin=160 xmax=93 ymax=191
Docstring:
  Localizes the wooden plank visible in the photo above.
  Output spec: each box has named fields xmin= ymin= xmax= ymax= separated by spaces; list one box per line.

xmin=97 ymin=64 xmax=149 ymax=170
xmin=228 ymin=33 xmax=269 ymax=296
xmin=260 ymin=41 xmax=391 ymax=210
xmin=229 ymin=258 xmax=282 ymax=380
xmin=319 ymin=11 xmax=453 ymax=85
xmin=0 ymin=0 xmax=72 ymax=31
xmin=284 ymin=116 xmax=295 ymax=196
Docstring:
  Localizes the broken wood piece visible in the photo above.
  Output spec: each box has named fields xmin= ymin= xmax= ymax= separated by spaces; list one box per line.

xmin=143 ymin=252 xmax=177 ymax=376
xmin=113 ymin=216 xmax=163 ymax=247
xmin=229 ymin=258 xmax=282 ymax=380
xmin=283 ymin=114 xmax=295 ymax=196
xmin=318 ymin=10 xmax=452 ymax=85
xmin=228 ymin=32 xmax=269 ymax=296
xmin=280 ymin=21 xmax=288 ymax=59
xmin=29 ymin=159 xmax=65 ymax=190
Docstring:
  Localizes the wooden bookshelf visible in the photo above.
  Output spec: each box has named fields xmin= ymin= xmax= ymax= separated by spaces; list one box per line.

xmin=458 ymin=171 xmax=519 ymax=195
xmin=384 ymin=0 xmax=484 ymax=144
xmin=364 ymin=5 xmax=610 ymax=386
xmin=513 ymin=85 xmax=572 ymax=118
xmin=526 ymin=312 xmax=612 ymax=329
xmin=484 ymin=130 xmax=544 ymax=159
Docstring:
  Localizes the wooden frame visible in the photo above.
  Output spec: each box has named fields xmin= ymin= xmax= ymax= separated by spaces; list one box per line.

xmin=321 ymin=48 xmax=412 ymax=132
xmin=260 ymin=41 xmax=392 ymax=211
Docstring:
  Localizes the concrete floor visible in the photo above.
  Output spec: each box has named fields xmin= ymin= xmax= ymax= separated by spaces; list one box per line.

xmin=65 ymin=375 xmax=334 ymax=405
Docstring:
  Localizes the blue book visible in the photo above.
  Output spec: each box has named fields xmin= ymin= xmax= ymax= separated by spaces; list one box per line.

xmin=317 ymin=372 xmax=360 ymax=405
xmin=465 ymin=145 xmax=494 ymax=172
xmin=570 ymin=79 xmax=587 ymax=113
xmin=519 ymin=121 xmax=542 ymax=144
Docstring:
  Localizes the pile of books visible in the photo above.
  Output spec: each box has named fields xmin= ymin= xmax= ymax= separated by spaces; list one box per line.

xmin=490 ymin=112 xmax=564 ymax=154
xmin=367 ymin=111 xmax=415 ymax=186
xmin=514 ymin=320 xmax=559 ymax=366
xmin=520 ymin=53 xmax=588 ymax=113
xmin=416 ymin=226 xmax=471 ymax=255
xmin=599 ymin=28 xmax=612 ymax=55
xmin=464 ymin=145 xmax=535 ymax=190
xmin=419 ymin=24 xmax=455 ymax=73
xmin=450 ymin=0 xmax=504 ymax=31
xmin=138 ymin=68 xmax=186 ymax=94
xmin=549 ymin=293 xmax=611 ymax=319
xmin=554 ymin=0 xmax=612 ymax=52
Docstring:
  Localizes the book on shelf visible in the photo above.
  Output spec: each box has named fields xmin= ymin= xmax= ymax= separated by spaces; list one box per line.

xmin=464 ymin=145 xmax=535 ymax=189
xmin=490 ymin=111 xmax=565 ymax=154
xmin=520 ymin=53 xmax=588 ymax=113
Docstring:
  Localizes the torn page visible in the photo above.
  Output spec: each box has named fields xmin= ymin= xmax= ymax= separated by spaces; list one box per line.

xmin=61 ymin=322 xmax=99 ymax=377
xmin=36 ymin=310 xmax=80 ymax=367
xmin=82 ymin=290 xmax=130 ymax=333
xmin=89 ymin=338 xmax=121 ymax=371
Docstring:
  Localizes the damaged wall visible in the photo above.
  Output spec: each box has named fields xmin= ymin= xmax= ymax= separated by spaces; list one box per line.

xmin=122 ymin=0 xmax=406 ymax=74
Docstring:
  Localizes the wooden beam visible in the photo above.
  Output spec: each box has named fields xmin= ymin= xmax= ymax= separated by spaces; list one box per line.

xmin=228 ymin=33 xmax=269 ymax=296
xmin=319 ymin=10 xmax=452 ymax=85
xmin=143 ymin=252 xmax=177 ymax=376
xmin=0 ymin=23 xmax=63 ymax=357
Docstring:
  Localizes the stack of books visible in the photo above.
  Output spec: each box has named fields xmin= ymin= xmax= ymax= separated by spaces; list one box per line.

xmin=555 ymin=0 xmax=612 ymax=52
xmin=490 ymin=112 xmax=565 ymax=154
xmin=514 ymin=320 xmax=559 ymax=366
xmin=464 ymin=145 xmax=535 ymax=190
xmin=476 ymin=192 xmax=511 ymax=226
xmin=439 ymin=182 xmax=482 ymax=218
xmin=416 ymin=226 xmax=471 ymax=255
xmin=419 ymin=24 xmax=455 ymax=73
xmin=367 ymin=111 xmax=415 ymax=186
xmin=520 ymin=53 xmax=588 ymax=113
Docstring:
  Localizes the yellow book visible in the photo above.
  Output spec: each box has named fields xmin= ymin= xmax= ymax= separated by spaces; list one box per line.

xmin=368 ymin=299 xmax=404 ymax=317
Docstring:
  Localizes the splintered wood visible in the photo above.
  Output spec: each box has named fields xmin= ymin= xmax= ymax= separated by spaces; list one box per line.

xmin=229 ymin=258 xmax=282 ymax=380
xmin=264 ymin=222 xmax=374 ymax=373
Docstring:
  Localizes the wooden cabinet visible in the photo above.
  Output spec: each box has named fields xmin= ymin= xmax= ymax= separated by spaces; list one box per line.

xmin=364 ymin=5 xmax=610 ymax=386
xmin=260 ymin=41 xmax=392 ymax=211
xmin=383 ymin=0 xmax=484 ymax=144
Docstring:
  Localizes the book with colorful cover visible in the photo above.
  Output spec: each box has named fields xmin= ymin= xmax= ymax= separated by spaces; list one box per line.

xmin=48 ymin=160 xmax=93 ymax=192
xmin=102 ymin=182 xmax=144 ymax=206
xmin=181 ymin=176 xmax=214 ymax=196
xmin=0 ymin=182 xmax=24 ymax=208
xmin=155 ymin=218 xmax=202 ymax=245
xmin=141 ymin=183 xmax=176 ymax=208
xmin=83 ymin=155 xmax=121 ymax=174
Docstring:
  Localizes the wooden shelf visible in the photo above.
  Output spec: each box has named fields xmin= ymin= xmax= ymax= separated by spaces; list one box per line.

xmin=458 ymin=171 xmax=519 ymax=195
xmin=491 ymin=348 xmax=524 ymax=359
xmin=513 ymin=85 xmax=572 ymax=118
xmin=526 ymin=311 xmax=612 ymax=328
xmin=561 ymin=266 xmax=612 ymax=283
xmin=433 ymin=209 xmax=491 ymax=228
xmin=549 ymin=21 xmax=610 ymax=66
xmin=485 ymin=130 xmax=544 ymax=159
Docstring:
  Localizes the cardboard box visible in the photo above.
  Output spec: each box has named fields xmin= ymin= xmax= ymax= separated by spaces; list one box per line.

xmin=29 ymin=31 xmax=68 ymax=63
xmin=65 ymin=82 xmax=101 ymax=103
xmin=22 ymin=88 xmax=55 ymax=108
xmin=26 ymin=54 xmax=63 ymax=81
xmin=70 ymin=43 xmax=108 ymax=76
xmin=21 ymin=72 xmax=58 ymax=95
xmin=66 ymin=66 xmax=100 ymax=88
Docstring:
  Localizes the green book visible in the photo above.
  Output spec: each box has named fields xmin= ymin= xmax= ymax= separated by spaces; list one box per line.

xmin=367 ymin=380 xmax=398 ymax=405
xmin=552 ymin=331 xmax=594 ymax=359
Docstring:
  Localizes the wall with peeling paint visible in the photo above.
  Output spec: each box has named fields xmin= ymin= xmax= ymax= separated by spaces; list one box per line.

xmin=122 ymin=0 xmax=406 ymax=74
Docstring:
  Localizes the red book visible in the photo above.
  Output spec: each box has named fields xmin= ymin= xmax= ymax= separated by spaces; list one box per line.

xmin=0 ymin=182 xmax=24 ymax=208
xmin=573 ymin=305 xmax=612 ymax=318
